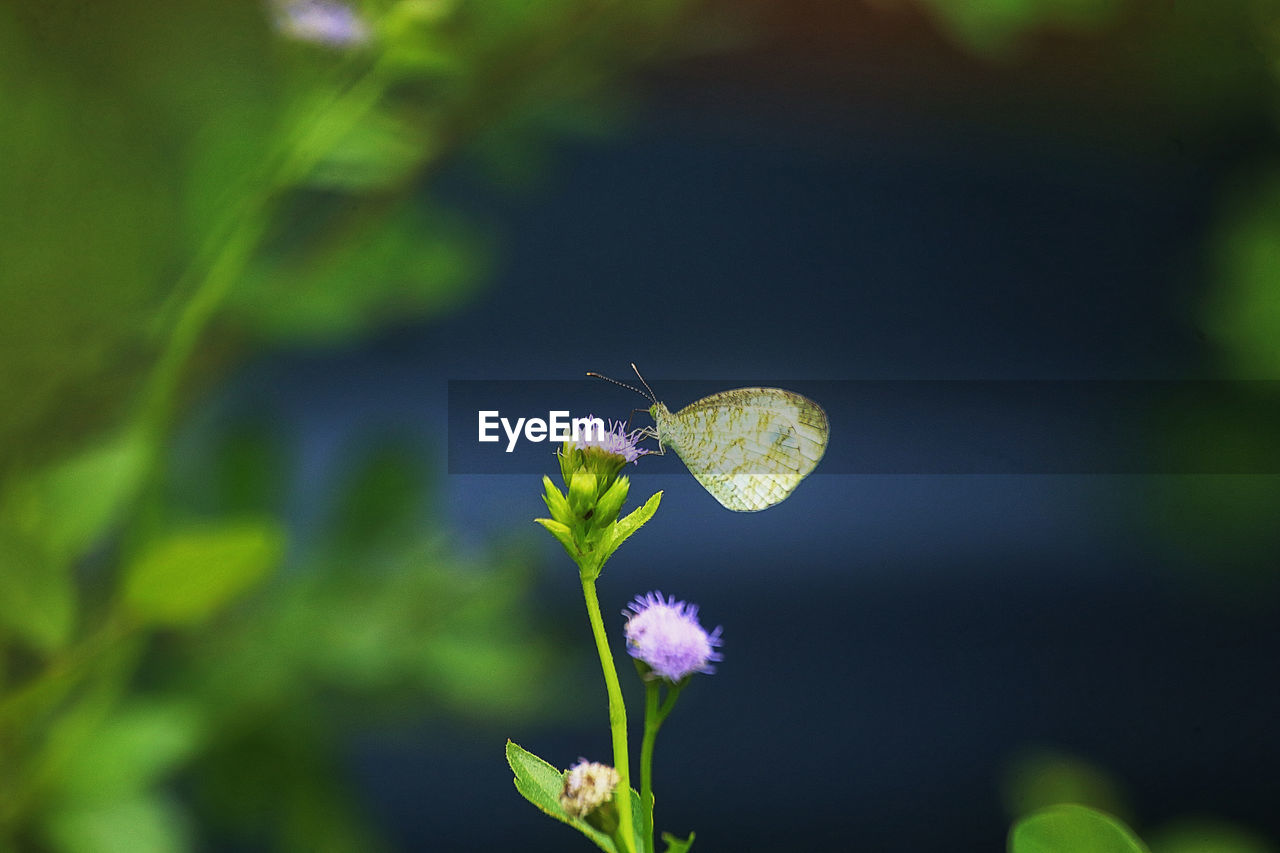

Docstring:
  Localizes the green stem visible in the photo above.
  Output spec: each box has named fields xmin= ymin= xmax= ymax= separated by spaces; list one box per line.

xmin=640 ymin=680 xmax=659 ymax=853
xmin=640 ymin=680 xmax=683 ymax=853
xmin=580 ymin=576 xmax=635 ymax=853
xmin=136 ymin=66 xmax=385 ymax=443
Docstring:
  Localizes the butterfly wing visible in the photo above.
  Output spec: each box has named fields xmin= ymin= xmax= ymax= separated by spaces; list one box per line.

xmin=657 ymin=388 xmax=829 ymax=512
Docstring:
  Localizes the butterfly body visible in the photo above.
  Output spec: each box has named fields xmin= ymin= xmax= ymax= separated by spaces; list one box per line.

xmin=647 ymin=387 xmax=829 ymax=512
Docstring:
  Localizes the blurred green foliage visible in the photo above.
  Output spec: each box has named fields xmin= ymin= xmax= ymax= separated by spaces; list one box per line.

xmin=1208 ymin=172 xmax=1280 ymax=380
xmin=892 ymin=0 xmax=1121 ymax=56
xmin=893 ymin=0 xmax=1280 ymax=594
xmin=1011 ymin=804 xmax=1150 ymax=853
xmin=1146 ymin=0 xmax=1280 ymax=593
xmin=0 ymin=0 xmax=709 ymax=849
xmin=1148 ymin=819 xmax=1276 ymax=853
xmin=1010 ymin=804 xmax=1279 ymax=853
xmin=1003 ymin=748 xmax=1133 ymax=826
xmin=0 ymin=0 xmax=709 ymax=476
xmin=6 ymin=0 xmax=1280 ymax=849
xmin=1005 ymin=751 xmax=1276 ymax=853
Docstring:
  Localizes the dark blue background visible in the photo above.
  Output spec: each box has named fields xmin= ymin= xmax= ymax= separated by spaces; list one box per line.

xmin=210 ymin=37 xmax=1280 ymax=852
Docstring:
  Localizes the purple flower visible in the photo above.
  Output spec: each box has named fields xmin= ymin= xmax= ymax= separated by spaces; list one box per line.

xmin=272 ymin=0 xmax=370 ymax=47
xmin=624 ymin=592 xmax=722 ymax=682
xmin=571 ymin=417 xmax=650 ymax=464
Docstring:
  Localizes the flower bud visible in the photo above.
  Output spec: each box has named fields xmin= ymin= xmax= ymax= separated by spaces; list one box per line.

xmin=567 ymin=469 xmax=599 ymax=517
xmin=559 ymin=444 xmax=581 ymax=488
xmin=559 ymin=759 xmax=620 ymax=821
xmin=557 ymin=418 xmax=649 ymax=493
xmin=541 ymin=475 xmax=573 ymax=526
xmin=537 ymin=418 xmax=653 ymax=578
xmin=589 ymin=476 xmax=630 ymax=530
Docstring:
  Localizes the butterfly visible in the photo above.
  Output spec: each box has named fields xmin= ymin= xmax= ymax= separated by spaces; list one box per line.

xmin=588 ymin=365 xmax=829 ymax=512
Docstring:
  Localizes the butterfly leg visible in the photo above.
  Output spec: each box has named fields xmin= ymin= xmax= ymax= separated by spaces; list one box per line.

xmin=635 ymin=424 xmax=665 ymax=456
xmin=625 ymin=407 xmax=651 ymax=433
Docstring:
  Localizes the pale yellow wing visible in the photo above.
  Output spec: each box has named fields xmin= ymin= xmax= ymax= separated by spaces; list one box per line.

xmin=654 ymin=388 xmax=828 ymax=512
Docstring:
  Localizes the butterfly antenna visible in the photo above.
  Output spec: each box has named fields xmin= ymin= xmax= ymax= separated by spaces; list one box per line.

xmin=586 ymin=371 xmax=650 ymax=402
xmin=630 ymin=363 xmax=659 ymax=405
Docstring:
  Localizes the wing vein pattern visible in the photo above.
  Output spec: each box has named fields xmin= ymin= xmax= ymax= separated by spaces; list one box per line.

xmin=655 ymin=388 xmax=829 ymax=512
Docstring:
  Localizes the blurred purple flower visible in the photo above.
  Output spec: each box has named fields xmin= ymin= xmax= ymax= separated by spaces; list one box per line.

xmin=273 ymin=0 xmax=370 ymax=47
xmin=624 ymin=591 xmax=722 ymax=682
xmin=572 ymin=417 xmax=650 ymax=464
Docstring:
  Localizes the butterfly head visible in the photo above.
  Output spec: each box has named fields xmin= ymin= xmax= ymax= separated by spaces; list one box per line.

xmin=586 ymin=364 xmax=673 ymax=439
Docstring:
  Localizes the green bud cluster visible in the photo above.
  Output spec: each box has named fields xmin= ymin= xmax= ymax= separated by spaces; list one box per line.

xmin=536 ymin=441 xmax=661 ymax=581
xmin=559 ymin=441 xmax=631 ymax=491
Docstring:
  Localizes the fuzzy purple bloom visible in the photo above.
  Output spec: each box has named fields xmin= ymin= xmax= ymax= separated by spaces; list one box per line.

xmin=571 ymin=417 xmax=650 ymax=464
xmin=623 ymin=591 xmax=722 ymax=682
xmin=272 ymin=0 xmax=370 ymax=46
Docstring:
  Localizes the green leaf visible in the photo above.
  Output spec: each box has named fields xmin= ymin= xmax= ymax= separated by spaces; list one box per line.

xmin=28 ymin=430 xmax=149 ymax=558
xmin=591 ymin=477 xmax=630 ymax=530
xmin=541 ymin=475 xmax=573 ymax=525
xmin=595 ymin=490 xmax=662 ymax=567
xmin=535 ymin=517 xmax=579 ymax=562
xmin=505 ymin=740 xmax=615 ymax=853
xmin=559 ymin=446 xmax=578 ymax=488
xmin=54 ymin=700 xmax=205 ymax=804
xmin=1010 ymin=805 xmax=1150 ymax=853
xmin=122 ymin=521 xmax=284 ymax=627
xmin=0 ymin=525 xmax=75 ymax=652
xmin=662 ymin=831 xmax=696 ymax=853
xmin=378 ymin=0 xmax=461 ymax=75
xmin=301 ymin=104 xmax=432 ymax=191
xmin=0 ymin=430 xmax=149 ymax=652
xmin=568 ymin=469 xmax=598 ymax=516
xmin=44 ymin=795 xmax=189 ymax=853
